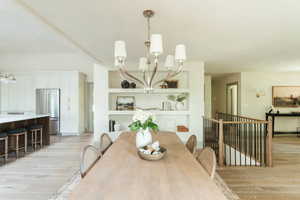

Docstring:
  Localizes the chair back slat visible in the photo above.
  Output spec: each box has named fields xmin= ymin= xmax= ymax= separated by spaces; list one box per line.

xmin=80 ymin=145 xmax=101 ymax=178
xmin=100 ymin=133 xmax=113 ymax=154
xmin=185 ymin=135 xmax=197 ymax=154
xmin=195 ymin=147 xmax=216 ymax=179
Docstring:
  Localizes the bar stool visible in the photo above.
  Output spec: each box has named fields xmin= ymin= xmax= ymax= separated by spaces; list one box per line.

xmin=0 ymin=132 xmax=8 ymax=162
xmin=7 ymin=128 xmax=27 ymax=158
xmin=27 ymin=125 xmax=43 ymax=150
xmin=297 ymin=127 xmax=300 ymax=137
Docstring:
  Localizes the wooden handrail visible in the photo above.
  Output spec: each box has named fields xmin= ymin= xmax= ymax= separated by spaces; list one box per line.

xmin=267 ymin=119 xmax=273 ymax=167
xmin=202 ymin=116 xmax=220 ymax=123
xmin=223 ymin=121 xmax=268 ymax=124
xmin=218 ymin=119 xmax=224 ymax=167
xmin=216 ymin=112 xmax=266 ymax=122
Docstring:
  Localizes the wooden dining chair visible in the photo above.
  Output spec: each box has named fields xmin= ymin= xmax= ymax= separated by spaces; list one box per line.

xmin=185 ymin=135 xmax=197 ymax=154
xmin=80 ymin=145 xmax=102 ymax=178
xmin=195 ymin=147 xmax=216 ymax=179
xmin=100 ymin=133 xmax=113 ymax=154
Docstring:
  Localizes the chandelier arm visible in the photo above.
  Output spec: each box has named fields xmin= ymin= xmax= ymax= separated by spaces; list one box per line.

xmin=142 ymin=71 xmax=148 ymax=87
xmin=153 ymin=67 xmax=183 ymax=87
xmin=149 ymin=61 xmax=158 ymax=88
xmin=118 ymin=68 xmax=145 ymax=86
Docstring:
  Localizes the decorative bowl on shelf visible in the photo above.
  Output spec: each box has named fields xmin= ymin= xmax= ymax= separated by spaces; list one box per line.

xmin=137 ymin=146 xmax=167 ymax=161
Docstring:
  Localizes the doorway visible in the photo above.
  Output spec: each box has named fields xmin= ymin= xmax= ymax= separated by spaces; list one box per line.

xmin=226 ymin=83 xmax=238 ymax=115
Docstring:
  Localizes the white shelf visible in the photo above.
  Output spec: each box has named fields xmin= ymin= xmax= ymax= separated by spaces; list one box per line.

xmin=108 ymin=88 xmax=190 ymax=94
xmin=108 ymin=110 xmax=190 ymax=115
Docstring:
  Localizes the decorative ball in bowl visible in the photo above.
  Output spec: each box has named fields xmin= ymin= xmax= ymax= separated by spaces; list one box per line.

xmin=138 ymin=144 xmax=167 ymax=161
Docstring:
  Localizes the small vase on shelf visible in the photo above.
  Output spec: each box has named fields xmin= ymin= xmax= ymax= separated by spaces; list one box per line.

xmin=175 ymin=101 xmax=185 ymax=111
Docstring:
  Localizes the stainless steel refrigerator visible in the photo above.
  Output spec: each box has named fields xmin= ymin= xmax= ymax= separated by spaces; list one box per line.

xmin=36 ymin=88 xmax=60 ymax=135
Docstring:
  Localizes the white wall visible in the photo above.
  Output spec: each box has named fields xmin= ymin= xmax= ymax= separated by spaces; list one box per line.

xmin=241 ymin=72 xmax=300 ymax=132
xmin=204 ymin=75 xmax=212 ymax=118
xmin=212 ymin=73 xmax=241 ymax=116
xmin=79 ymin=73 xmax=87 ymax=133
xmin=0 ymin=53 xmax=95 ymax=81
xmin=93 ymin=64 xmax=109 ymax=141
xmin=189 ymin=62 xmax=205 ymax=142
xmin=0 ymin=71 xmax=84 ymax=135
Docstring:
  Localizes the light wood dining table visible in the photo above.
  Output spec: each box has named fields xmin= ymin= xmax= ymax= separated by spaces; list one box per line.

xmin=70 ymin=132 xmax=227 ymax=200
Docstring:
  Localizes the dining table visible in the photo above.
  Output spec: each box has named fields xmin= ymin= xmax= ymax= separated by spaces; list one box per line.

xmin=70 ymin=131 xmax=227 ymax=200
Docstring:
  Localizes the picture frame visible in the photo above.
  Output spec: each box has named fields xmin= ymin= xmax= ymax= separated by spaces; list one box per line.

xmin=116 ymin=96 xmax=135 ymax=110
xmin=272 ymin=86 xmax=300 ymax=108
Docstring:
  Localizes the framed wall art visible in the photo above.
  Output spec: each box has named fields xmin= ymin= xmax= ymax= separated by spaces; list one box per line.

xmin=116 ymin=96 xmax=135 ymax=110
xmin=272 ymin=86 xmax=300 ymax=107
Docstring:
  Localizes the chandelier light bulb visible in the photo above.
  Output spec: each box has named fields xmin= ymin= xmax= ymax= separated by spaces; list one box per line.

xmin=114 ymin=40 xmax=127 ymax=59
xmin=164 ymin=55 xmax=175 ymax=69
xmin=114 ymin=58 xmax=120 ymax=67
xmin=150 ymin=34 xmax=163 ymax=56
xmin=175 ymin=44 xmax=186 ymax=62
xmin=139 ymin=57 xmax=148 ymax=72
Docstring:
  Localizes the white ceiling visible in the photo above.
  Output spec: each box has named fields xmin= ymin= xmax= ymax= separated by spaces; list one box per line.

xmin=0 ymin=0 xmax=83 ymax=54
xmin=3 ymin=0 xmax=300 ymax=73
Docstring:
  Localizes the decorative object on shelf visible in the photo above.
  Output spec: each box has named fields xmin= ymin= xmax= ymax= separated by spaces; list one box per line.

xmin=121 ymin=80 xmax=130 ymax=88
xmin=160 ymin=81 xmax=168 ymax=89
xmin=114 ymin=122 xmax=121 ymax=132
xmin=165 ymin=80 xmax=178 ymax=88
xmin=167 ymin=93 xmax=189 ymax=110
xmin=129 ymin=82 xmax=136 ymax=88
xmin=114 ymin=9 xmax=187 ymax=93
xmin=161 ymin=101 xmax=172 ymax=111
xmin=129 ymin=110 xmax=159 ymax=148
xmin=272 ymin=86 xmax=300 ymax=107
xmin=116 ymin=96 xmax=135 ymax=110
xmin=109 ymin=120 xmax=116 ymax=132
xmin=138 ymin=141 xmax=167 ymax=161
xmin=0 ymin=72 xmax=16 ymax=83
xmin=136 ymin=107 xmax=160 ymax=111
xmin=177 ymin=125 xmax=189 ymax=132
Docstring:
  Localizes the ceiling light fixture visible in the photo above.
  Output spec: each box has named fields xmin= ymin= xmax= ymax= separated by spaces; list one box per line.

xmin=0 ymin=73 xmax=16 ymax=84
xmin=114 ymin=10 xmax=186 ymax=93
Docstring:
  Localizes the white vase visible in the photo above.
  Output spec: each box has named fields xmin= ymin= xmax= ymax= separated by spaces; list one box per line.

xmin=136 ymin=128 xmax=152 ymax=148
xmin=175 ymin=102 xmax=185 ymax=110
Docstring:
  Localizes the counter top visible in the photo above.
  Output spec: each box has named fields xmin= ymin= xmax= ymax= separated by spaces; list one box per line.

xmin=0 ymin=114 xmax=49 ymax=124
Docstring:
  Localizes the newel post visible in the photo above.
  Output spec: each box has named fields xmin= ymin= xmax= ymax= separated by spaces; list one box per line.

xmin=267 ymin=118 xmax=273 ymax=167
xmin=218 ymin=119 xmax=224 ymax=167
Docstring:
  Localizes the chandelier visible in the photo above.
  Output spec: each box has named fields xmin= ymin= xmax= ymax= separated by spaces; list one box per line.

xmin=114 ymin=10 xmax=186 ymax=92
xmin=0 ymin=73 xmax=16 ymax=83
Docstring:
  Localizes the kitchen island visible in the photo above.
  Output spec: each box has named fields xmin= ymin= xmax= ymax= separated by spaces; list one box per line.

xmin=0 ymin=114 xmax=50 ymax=145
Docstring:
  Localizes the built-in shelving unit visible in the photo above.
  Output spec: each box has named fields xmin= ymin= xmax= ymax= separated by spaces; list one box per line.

xmin=108 ymin=88 xmax=190 ymax=94
xmin=94 ymin=64 xmax=204 ymax=144
xmin=107 ymin=70 xmax=192 ymax=142
xmin=108 ymin=110 xmax=191 ymax=115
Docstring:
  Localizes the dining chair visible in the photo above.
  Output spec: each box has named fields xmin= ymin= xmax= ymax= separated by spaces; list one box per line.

xmin=80 ymin=145 xmax=102 ymax=178
xmin=195 ymin=147 xmax=216 ymax=179
xmin=185 ymin=135 xmax=197 ymax=154
xmin=100 ymin=133 xmax=113 ymax=154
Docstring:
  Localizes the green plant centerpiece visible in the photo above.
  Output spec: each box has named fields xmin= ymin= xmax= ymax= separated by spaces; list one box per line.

xmin=129 ymin=109 xmax=159 ymax=148
xmin=167 ymin=93 xmax=189 ymax=110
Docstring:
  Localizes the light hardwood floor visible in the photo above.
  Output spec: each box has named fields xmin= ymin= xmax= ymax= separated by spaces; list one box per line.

xmin=218 ymin=136 xmax=300 ymax=200
xmin=0 ymin=134 xmax=93 ymax=200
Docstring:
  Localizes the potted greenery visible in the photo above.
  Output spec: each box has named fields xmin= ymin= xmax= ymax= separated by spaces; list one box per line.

xmin=129 ymin=110 xmax=159 ymax=148
xmin=167 ymin=93 xmax=189 ymax=110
